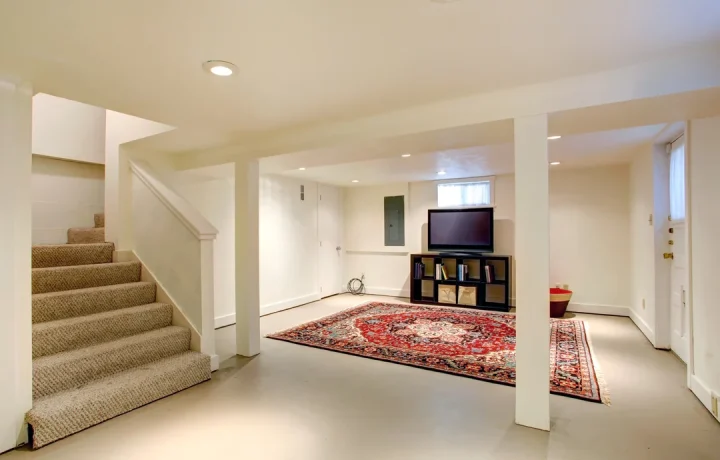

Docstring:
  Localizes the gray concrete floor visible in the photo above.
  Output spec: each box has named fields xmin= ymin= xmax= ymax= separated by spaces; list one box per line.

xmin=5 ymin=294 xmax=720 ymax=459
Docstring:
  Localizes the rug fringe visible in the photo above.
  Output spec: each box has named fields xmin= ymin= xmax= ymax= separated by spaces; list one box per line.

xmin=582 ymin=321 xmax=612 ymax=406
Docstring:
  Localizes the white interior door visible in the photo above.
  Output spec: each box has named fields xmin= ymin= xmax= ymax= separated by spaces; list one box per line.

xmin=318 ymin=184 xmax=343 ymax=297
xmin=670 ymin=223 xmax=689 ymax=363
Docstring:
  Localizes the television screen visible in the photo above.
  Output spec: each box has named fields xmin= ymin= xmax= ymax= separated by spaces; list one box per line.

xmin=428 ymin=208 xmax=494 ymax=253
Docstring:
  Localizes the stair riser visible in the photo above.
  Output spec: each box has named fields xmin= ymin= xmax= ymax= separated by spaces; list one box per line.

xmin=28 ymin=352 xmax=210 ymax=448
xmin=32 ymin=244 xmax=113 ymax=269
xmin=67 ymin=227 xmax=105 ymax=244
xmin=33 ymin=304 xmax=173 ymax=358
xmin=32 ymin=262 xmax=141 ymax=294
xmin=33 ymin=282 xmax=157 ymax=323
xmin=33 ymin=328 xmax=191 ymax=399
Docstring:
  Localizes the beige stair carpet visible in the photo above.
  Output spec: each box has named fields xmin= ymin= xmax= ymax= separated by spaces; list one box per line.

xmin=27 ymin=212 xmax=211 ymax=448
xmin=67 ymin=227 xmax=105 ymax=244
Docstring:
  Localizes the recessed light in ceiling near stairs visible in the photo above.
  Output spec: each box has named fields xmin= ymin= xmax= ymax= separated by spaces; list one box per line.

xmin=202 ymin=60 xmax=238 ymax=77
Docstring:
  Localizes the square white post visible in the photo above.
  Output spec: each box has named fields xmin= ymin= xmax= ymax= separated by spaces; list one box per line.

xmin=514 ymin=114 xmax=551 ymax=431
xmin=0 ymin=79 xmax=33 ymax=450
xmin=235 ymin=159 xmax=261 ymax=357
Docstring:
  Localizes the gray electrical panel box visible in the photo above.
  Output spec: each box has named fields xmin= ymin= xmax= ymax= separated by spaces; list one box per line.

xmin=384 ymin=196 xmax=405 ymax=246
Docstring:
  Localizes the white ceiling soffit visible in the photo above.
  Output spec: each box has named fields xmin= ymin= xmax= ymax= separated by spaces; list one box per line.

xmin=1 ymin=0 xmax=720 ymax=139
xmin=275 ymin=124 xmax=666 ymax=186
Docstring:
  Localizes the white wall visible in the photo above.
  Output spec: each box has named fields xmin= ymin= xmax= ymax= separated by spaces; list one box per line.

xmin=131 ymin=173 xmax=203 ymax=329
xmin=31 ymin=156 xmax=105 ymax=244
xmin=343 ymin=165 xmax=632 ymax=313
xmin=104 ymin=110 xmax=174 ymax=247
xmin=32 ymin=94 xmax=106 ymax=164
xmin=260 ymin=175 xmax=322 ymax=315
xmin=688 ymin=116 xmax=720 ymax=421
xmin=629 ymin=149 xmax=657 ymax=340
xmin=173 ymin=171 xmax=342 ymax=322
xmin=344 ymin=183 xmax=411 ymax=296
xmin=174 ymin=173 xmax=236 ymax=328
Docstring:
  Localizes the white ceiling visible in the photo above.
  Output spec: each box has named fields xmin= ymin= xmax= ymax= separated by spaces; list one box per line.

xmin=1 ymin=0 xmax=719 ymax=139
xmin=274 ymin=124 xmax=667 ymax=186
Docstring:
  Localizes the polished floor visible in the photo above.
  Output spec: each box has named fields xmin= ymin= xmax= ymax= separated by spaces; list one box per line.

xmin=5 ymin=295 xmax=720 ymax=459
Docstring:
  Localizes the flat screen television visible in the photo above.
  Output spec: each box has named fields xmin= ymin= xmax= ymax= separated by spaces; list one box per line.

xmin=427 ymin=207 xmax=494 ymax=253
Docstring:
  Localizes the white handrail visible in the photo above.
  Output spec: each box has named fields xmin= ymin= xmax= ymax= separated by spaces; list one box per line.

xmin=129 ymin=159 xmax=218 ymax=240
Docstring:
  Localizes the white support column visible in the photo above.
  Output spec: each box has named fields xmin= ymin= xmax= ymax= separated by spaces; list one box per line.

xmin=514 ymin=114 xmax=551 ymax=431
xmin=0 ymin=79 xmax=33 ymax=451
xmin=235 ymin=159 xmax=261 ymax=357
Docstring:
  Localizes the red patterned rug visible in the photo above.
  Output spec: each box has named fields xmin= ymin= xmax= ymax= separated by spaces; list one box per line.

xmin=268 ymin=301 xmax=609 ymax=404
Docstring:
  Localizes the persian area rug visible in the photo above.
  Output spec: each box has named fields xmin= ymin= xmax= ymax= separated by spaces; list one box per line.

xmin=268 ymin=301 xmax=609 ymax=404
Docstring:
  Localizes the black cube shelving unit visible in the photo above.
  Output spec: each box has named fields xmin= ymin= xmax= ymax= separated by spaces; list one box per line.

xmin=410 ymin=253 xmax=512 ymax=312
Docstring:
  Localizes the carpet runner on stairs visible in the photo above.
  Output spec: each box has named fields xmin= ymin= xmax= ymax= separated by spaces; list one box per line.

xmin=26 ymin=213 xmax=211 ymax=448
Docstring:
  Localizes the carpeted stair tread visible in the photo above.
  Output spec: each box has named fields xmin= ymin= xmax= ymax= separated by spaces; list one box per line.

xmin=32 ymin=261 xmax=141 ymax=294
xmin=33 ymin=326 xmax=190 ymax=399
xmin=33 ymin=303 xmax=173 ymax=358
xmin=67 ymin=227 xmax=105 ymax=244
xmin=27 ymin=351 xmax=210 ymax=448
xmin=32 ymin=243 xmax=114 ymax=268
xmin=94 ymin=213 xmax=105 ymax=228
xmin=33 ymin=281 xmax=157 ymax=324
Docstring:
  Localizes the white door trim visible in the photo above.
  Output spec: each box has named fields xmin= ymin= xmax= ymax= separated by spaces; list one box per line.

xmin=683 ymin=121 xmax=695 ymax=387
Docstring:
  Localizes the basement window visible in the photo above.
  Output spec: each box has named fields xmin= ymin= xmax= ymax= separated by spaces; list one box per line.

xmin=669 ymin=136 xmax=686 ymax=222
xmin=437 ymin=179 xmax=494 ymax=208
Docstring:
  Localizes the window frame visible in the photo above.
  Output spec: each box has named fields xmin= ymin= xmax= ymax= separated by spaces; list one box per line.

xmin=435 ymin=176 xmax=496 ymax=208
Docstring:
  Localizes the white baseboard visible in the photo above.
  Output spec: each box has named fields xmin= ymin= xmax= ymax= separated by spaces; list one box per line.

xmin=260 ymin=293 xmax=321 ymax=317
xmin=210 ymin=354 xmax=219 ymax=372
xmin=214 ymin=293 xmax=323 ymax=328
xmin=214 ymin=313 xmax=236 ymax=329
xmin=690 ymin=375 xmax=719 ymax=423
xmin=363 ymin=286 xmax=411 ymax=298
xmin=628 ymin=308 xmax=656 ymax=345
xmin=567 ymin=302 xmax=630 ymax=317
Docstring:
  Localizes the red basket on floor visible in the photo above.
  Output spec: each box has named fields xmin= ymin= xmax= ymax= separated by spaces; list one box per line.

xmin=550 ymin=288 xmax=573 ymax=318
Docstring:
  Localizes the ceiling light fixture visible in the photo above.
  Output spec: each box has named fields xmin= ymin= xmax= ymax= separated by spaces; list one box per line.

xmin=401 ymin=154 xmax=411 ymax=158
xmin=547 ymin=135 xmax=562 ymax=140
xmin=298 ymin=167 xmax=306 ymax=171
xmin=352 ymin=180 xmax=359 ymax=183
xmin=202 ymin=60 xmax=238 ymax=77
xmin=437 ymin=171 xmax=447 ymax=175
xmin=550 ymin=162 xmax=561 ymax=165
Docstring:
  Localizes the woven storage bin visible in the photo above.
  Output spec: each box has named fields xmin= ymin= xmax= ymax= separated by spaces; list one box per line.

xmin=550 ymin=288 xmax=573 ymax=318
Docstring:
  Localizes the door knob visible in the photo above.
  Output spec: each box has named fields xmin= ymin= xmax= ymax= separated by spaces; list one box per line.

xmin=663 ymin=252 xmax=674 ymax=260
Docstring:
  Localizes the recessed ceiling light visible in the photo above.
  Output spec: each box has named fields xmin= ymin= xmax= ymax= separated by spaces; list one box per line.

xmin=437 ymin=171 xmax=447 ymax=175
xmin=550 ymin=162 xmax=561 ymax=166
xmin=202 ymin=60 xmax=238 ymax=77
xmin=352 ymin=180 xmax=359 ymax=183
xmin=547 ymin=135 xmax=562 ymax=140
xmin=401 ymin=154 xmax=411 ymax=158
xmin=298 ymin=167 xmax=306 ymax=171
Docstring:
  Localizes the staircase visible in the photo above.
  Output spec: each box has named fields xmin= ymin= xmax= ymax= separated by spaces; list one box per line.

xmin=26 ymin=214 xmax=211 ymax=448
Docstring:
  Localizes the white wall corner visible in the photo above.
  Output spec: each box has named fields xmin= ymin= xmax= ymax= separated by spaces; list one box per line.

xmin=628 ymin=308 xmax=657 ymax=346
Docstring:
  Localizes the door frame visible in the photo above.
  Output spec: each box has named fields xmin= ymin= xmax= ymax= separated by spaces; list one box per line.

xmin=683 ymin=122 xmax=696 ymax=387
xmin=654 ymin=123 xmax=695 ymax=385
